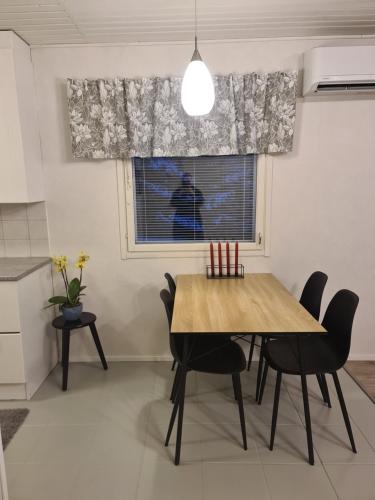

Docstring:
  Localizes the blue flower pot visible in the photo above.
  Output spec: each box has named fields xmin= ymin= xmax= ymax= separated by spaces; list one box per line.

xmin=61 ymin=303 xmax=83 ymax=321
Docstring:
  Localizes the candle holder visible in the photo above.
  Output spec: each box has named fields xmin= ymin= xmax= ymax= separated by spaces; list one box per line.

xmin=206 ymin=264 xmax=245 ymax=279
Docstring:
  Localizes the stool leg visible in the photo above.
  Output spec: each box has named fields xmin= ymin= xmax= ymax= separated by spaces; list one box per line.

xmin=89 ymin=322 xmax=108 ymax=370
xmin=61 ymin=329 xmax=70 ymax=391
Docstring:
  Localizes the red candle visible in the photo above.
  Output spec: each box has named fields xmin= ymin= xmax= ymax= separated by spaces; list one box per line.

xmin=226 ymin=241 xmax=230 ymax=276
xmin=210 ymin=242 xmax=215 ymax=277
xmin=218 ymin=242 xmax=222 ymax=277
xmin=235 ymin=241 xmax=239 ymax=276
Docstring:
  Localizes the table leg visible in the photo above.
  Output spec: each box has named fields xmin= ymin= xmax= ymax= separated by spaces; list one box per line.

xmin=297 ymin=336 xmax=314 ymax=465
xmin=89 ymin=322 xmax=108 ymax=370
xmin=61 ymin=329 xmax=70 ymax=391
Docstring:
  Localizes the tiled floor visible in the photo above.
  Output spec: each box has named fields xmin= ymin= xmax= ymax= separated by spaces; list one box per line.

xmin=2 ymin=361 xmax=375 ymax=500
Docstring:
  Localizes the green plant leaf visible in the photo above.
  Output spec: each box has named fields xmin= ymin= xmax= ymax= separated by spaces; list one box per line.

xmin=79 ymin=286 xmax=86 ymax=291
xmin=68 ymin=278 xmax=80 ymax=304
xmin=48 ymin=296 xmax=67 ymax=304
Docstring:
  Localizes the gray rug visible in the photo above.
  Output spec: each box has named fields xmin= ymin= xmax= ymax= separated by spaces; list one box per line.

xmin=0 ymin=409 xmax=30 ymax=449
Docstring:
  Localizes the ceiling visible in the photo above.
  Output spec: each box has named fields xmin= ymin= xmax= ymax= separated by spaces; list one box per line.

xmin=1 ymin=0 xmax=375 ymax=46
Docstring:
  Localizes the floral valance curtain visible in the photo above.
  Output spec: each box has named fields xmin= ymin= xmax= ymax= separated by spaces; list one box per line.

xmin=67 ymin=71 xmax=297 ymax=159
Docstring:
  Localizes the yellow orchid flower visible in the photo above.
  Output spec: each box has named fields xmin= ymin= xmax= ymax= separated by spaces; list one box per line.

xmin=52 ymin=255 xmax=67 ymax=272
xmin=75 ymin=251 xmax=89 ymax=269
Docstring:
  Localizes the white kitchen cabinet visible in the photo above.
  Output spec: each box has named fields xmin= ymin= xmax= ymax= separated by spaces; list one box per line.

xmin=0 ymin=31 xmax=44 ymax=203
xmin=0 ymin=429 xmax=8 ymax=500
xmin=0 ymin=262 xmax=57 ymax=400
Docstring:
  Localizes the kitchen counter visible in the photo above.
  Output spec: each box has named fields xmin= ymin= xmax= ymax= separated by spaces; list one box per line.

xmin=0 ymin=257 xmax=51 ymax=281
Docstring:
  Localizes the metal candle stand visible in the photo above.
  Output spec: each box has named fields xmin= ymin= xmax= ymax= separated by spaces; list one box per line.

xmin=206 ymin=264 xmax=245 ymax=279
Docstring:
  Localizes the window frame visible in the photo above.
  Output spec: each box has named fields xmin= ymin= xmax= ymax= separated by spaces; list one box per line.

xmin=117 ymin=154 xmax=272 ymax=259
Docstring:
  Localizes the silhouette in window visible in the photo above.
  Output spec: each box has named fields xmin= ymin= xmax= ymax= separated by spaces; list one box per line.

xmin=170 ymin=172 xmax=205 ymax=241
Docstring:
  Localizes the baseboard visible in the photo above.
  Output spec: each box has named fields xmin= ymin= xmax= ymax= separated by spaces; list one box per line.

xmin=68 ymin=353 xmax=373 ymax=362
xmin=68 ymin=354 xmax=174 ymax=362
xmin=348 ymin=354 xmax=375 ymax=361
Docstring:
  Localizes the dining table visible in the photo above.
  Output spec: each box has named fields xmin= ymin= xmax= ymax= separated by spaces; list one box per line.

xmin=170 ymin=272 xmax=326 ymax=464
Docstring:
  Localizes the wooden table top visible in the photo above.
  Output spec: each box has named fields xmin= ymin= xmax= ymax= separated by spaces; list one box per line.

xmin=171 ymin=273 xmax=326 ymax=335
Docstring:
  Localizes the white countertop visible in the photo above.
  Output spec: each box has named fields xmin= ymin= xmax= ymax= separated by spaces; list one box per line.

xmin=0 ymin=257 xmax=51 ymax=281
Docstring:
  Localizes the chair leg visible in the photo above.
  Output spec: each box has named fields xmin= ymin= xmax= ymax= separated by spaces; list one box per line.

xmin=300 ymin=374 xmax=314 ymax=465
xmin=255 ymin=337 xmax=265 ymax=401
xmin=332 ymin=371 xmax=357 ymax=453
xmin=258 ymin=361 xmax=269 ymax=405
xmin=232 ymin=374 xmax=238 ymax=400
xmin=316 ymin=374 xmax=328 ymax=404
xmin=320 ymin=374 xmax=331 ymax=408
xmin=270 ymin=371 xmax=282 ymax=450
xmin=170 ymin=364 xmax=181 ymax=402
xmin=171 ymin=359 xmax=176 ymax=371
xmin=233 ymin=373 xmax=247 ymax=450
xmin=175 ymin=367 xmax=187 ymax=465
xmin=165 ymin=382 xmax=181 ymax=446
xmin=247 ymin=335 xmax=256 ymax=371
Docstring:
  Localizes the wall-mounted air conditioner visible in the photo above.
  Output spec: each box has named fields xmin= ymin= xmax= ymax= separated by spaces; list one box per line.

xmin=303 ymin=46 xmax=375 ymax=96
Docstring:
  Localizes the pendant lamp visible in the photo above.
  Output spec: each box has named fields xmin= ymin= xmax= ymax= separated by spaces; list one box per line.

xmin=181 ymin=0 xmax=215 ymax=116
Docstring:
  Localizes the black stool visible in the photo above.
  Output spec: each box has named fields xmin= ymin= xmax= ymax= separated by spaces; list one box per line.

xmin=52 ymin=312 xmax=108 ymax=391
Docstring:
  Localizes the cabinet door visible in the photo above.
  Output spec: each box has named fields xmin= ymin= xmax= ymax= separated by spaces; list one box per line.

xmin=0 ymin=334 xmax=25 ymax=383
xmin=0 ymin=282 xmax=20 ymax=333
xmin=0 ymin=430 xmax=8 ymax=500
xmin=0 ymin=49 xmax=28 ymax=202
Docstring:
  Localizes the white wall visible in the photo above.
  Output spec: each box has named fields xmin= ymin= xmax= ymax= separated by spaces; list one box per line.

xmin=31 ymin=37 xmax=375 ymax=360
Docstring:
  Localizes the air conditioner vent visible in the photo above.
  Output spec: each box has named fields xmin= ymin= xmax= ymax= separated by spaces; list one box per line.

xmin=316 ymin=82 xmax=375 ymax=92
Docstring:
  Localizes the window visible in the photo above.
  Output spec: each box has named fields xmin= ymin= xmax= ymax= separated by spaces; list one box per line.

xmin=120 ymin=154 xmax=268 ymax=256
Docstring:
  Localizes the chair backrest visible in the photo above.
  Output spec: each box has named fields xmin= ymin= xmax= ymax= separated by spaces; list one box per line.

xmin=322 ymin=289 xmax=359 ymax=367
xmin=160 ymin=288 xmax=184 ymax=363
xmin=160 ymin=288 xmax=173 ymax=330
xmin=300 ymin=271 xmax=328 ymax=320
xmin=164 ymin=273 xmax=176 ymax=299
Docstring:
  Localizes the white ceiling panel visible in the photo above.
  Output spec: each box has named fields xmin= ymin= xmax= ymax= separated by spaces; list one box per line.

xmin=0 ymin=0 xmax=374 ymax=45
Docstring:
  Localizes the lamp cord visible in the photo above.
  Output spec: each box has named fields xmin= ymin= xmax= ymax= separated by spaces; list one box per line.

xmin=194 ymin=0 xmax=197 ymax=50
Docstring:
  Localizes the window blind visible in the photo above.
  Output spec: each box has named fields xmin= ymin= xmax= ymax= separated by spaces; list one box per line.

xmin=132 ymin=155 xmax=257 ymax=244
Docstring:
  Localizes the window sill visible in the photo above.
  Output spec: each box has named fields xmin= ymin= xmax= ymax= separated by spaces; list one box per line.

xmin=120 ymin=247 xmax=266 ymax=260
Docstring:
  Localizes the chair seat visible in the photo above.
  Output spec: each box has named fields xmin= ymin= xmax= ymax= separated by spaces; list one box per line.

xmin=264 ymin=336 xmax=342 ymax=375
xmin=187 ymin=337 xmax=246 ymax=374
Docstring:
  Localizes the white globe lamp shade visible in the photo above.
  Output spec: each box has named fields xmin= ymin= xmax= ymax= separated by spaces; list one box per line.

xmin=181 ymin=52 xmax=215 ymax=117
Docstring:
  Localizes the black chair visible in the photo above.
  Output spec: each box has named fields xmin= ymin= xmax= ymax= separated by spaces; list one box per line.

xmin=164 ymin=272 xmax=176 ymax=298
xmin=256 ymin=271 xmax=329 ymax=405
xmin=160 ymin=289 xmax=248 ymax=465
xmin=264 ymin=289 xmax=359 ymax=465
xmin=164 ymin=273 xmax=177 ymax=371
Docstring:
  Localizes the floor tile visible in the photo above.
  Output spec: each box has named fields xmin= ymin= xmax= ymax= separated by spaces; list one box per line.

xmin=145 ymin=420 xmax=202 ymax=464
xmin=197 ymin=422 xmax=259 ymax=463
xmin=203 ymin=463 xmax=270 ymax=500
xmin=6 ymin=462 xmax=79 ymax=500
xmin=346 ymin=398 xmax=375 ymax=450
xmin=136 ymin=457 xmax=203 ymax=500
xmin=263 ymin=464 xmax=337 ymax=500
xmin=149 ymin=398 xmax=249 ymax=425
xmin=86 ymin=423 xmax=147 ymax=466
xmin=70 ymin=462 xmax=141 ymax=500
xmin=325 ymin=464 xmax=375 ymax=500
xmin=250 ymin=396 xmax=302 ymax=426
xmin=145 ymin=419 xmax=259 ymax=465
xmin=313 ymin=425 xmax=375 ymax=464
xmin=253 ymin=423 xmax=321 ymax=465
xmin=4 ymin=425 xmax=45 ymax=464
xmin=25 ymin=425 xmax=97 ymax=464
